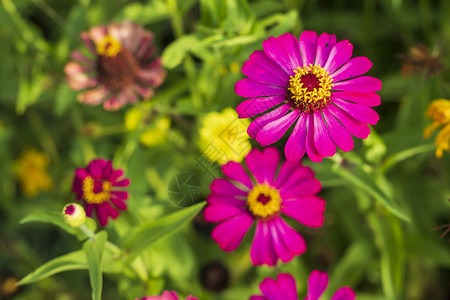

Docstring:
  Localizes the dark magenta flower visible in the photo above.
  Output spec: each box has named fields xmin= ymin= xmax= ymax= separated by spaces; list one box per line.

xmin=250 ymin=271 xmax=356 ymax=300
xmin=235 ymin=31 xmax=381 ymax=162
xmin=203 ymin=147 xmax=325 ymax=266
xmin=65 ymin=20 xmax=166 ymax=110
xmin=137 ymin=291 xmax=198 ymax=300
xmin=72 ymin=159 xmax=129 ymax=226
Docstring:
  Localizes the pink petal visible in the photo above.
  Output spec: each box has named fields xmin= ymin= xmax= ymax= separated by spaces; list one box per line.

xmin=307 ymin=270 xmax=329 ymax=300
xmin=88 ymin=159 xmax=105 ymax=179
xmin=277 ymin=164 xmax=314 ymax=190
xmin=111 ymin=191 xmax=128 ymax=200
xmin=113 ymin=178 xmax=130 ymax=187
xmin=211 ymin=213 xmax=253 ymax=251
xmin=323 ymin=40 xmax=353 ymax=74
xmin=235 ymin=79 xmax=286 ymax=98
xmin=262 ymin=34 xmax=301 ymax=75
xmin=221 ymin=161 xmax=253 ymax=189
xmin=242 ymin=50 xmax=290 ymax=86
xmin=270 ymin=221 xmax=298 ymax=263
xmin=75 ymin=168 xmax=89 ymax=180
xmin=110 ymin=197 xmax=127 ymax=211
xmin=136 ymin=32 xmax=155 ymax=59
xmin=260 ymin=273 xmax=298 ymax=300
xmin=313 ymin=112 xmax=336 ymax=157
xmin=322 ymin=108 xmax=354 ymax=152
xmin=236 ymin=96 xmax=285 ymax=118
xmin=245 ymin=147 xmax=280 ymax=185
xmin=280 ymin=176 xmax=321 ymax=199
xmin=247 ymin=104 xmax=291 ymax=139
xmin=89 ymin=25 xmax=107 ymax=44
xmin=332 ymin=98 xmax=379 ymax=125
xmin=206 ymin=193 xmax=247 ymax=206
xmin=77 ymin=86 xmax=109 ymax=106
xmin=250 ymin=221 xmax=278 ymax=266
xmin=281 ymin=195 xmax=326 ymax=227
xmin=299 ymin=31 xmax=318 ymax=67
xmin=274 ymin=161 xmax=305 ymax=189
xmin=274 ymin=218 xmax=306 ymax=257
xmin=331 ymin=287 xmax=356 ymax=300
xmin=256 ymin=110 xmax=300 ymax=146
xmin=102 ymin=161 xmax=113 ymax=178
xmin=328 ymin=105 xmax=371 ymax=139
xmin=305 ymin=114 xmax=323 ymax=162
xmin=210 ymin=178 xmax=248 ymax=197
xmin=331 ymin=56 xmax=373 ymax=82
xmin=249 ymin=296 xmax=267 ymax=300
xmin=109 ymin=169 xmax=124 ymax=181
xmin=332 ymin=91 xmax=380 ymax=107
xmin=85 ymin=204 xmax=94 ymax=217
xmin=314 ymin=33 xmax=337 ymax=67
xmin=71 ymin=50 xmax=94 ymax=64
xmin=285 ymin=113 xmax=308 ymax=162
xmin=203 ymin=204 xmax=247 ymax=222
xmin=137 ymin=67 xmax=166 ymax=87
xmin=333 ymin=76 xmax=382 ymax=93
xmin=134 ymin=84 xmax=154 ymax=99
xmin=80 ymin=32 xmax=96 ymax=54
xmin=95 ymin=204 xmax=109 ymax=226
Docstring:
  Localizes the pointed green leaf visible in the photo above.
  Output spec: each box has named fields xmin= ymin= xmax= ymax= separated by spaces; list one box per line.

xmin=83 ymin=231 xmax=108 ymax=300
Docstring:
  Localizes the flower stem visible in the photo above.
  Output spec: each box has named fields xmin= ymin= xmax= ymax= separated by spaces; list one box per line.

xmin=380 ymin=143 xmax=435 ymax=174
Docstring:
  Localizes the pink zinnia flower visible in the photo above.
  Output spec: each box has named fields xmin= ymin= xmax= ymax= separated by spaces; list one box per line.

xmin=137 ymin=291 xmax=198 ymax=300
xmin=203 ymin=147 xmax=325 ymax=266
xmin=235 ymin=31 xmax=381 ymax=162
xmin=65 ymin=20 xmax=166 ymax=110
xmin=72 ymin=159 xmax=129 ymax=226
xmin=250 ymin=271 xmax=356 ymax=300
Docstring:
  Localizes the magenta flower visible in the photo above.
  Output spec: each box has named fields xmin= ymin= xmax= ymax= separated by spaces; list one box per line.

xmin=203 ymin=147 xmax=325 ymax=266
xmin=250 ymin=271 xmax=356 ymax=300
xmin=137 ymin=291 xmax=198 ymax=300
xmin=72 ymin=159 xmax=129 ymax=226
xmin=65 ymin=20 xmax=166 ymax=110
xmin=235 ymin=31 xmax=381 ymax=162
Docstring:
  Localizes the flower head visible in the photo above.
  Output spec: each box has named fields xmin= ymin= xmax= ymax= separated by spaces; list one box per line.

xmin=424 ymin=98 xmax=450 ymax=158
xmin=250 ymin=271 xmax=356 ymax=300
xmin=199 ymin=108 xmax=252 ymax=165
xmin=13 ymin=148 xmax=53 ymax=197
xmin=203 ymin=147 xmax=325 ymax=266
xmin=72 ymin=159 xmax=130 ymax=226
xmin=62 ymin=203 xmax=86 ymax=228
xmin=137 ymin=291 xmax=198 ymax=300
xmin=235 ymin=31 xmax=381 ymax=162
xmin=65 ymin=20 xmax=166 ymax=110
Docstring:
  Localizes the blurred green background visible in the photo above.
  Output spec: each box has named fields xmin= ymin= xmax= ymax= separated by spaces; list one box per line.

xmin=0 ymin=0 xmax=450 ymax=299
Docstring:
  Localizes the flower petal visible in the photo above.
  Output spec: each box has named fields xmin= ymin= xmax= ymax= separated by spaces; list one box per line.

xmin=332 ymin=98 xmax=379 ymax=125
xmin=313 ymin=112 xmax=336 ymax=157
xmin=305 ymin=114 xmax=323 ymax=162
xmin=257 ymin=110 xmax=300 ymax=146
xmin=331 ymin=287 xmax=356 ymax=300
xmin=299 ymin=31 xmax=318 ymax=67
xmin=332 ymin=91 xmax=380 ymax=107
xmin=111 ymin=191 xmax=128 ymax=200
xmin=242 ymin=50 xmax=290 ymax=86
xmin=236 ymin=96 xmax=285 ymax=118
xmin=280 ymin=176 xmax=321 ymax=199
xmin=333 ymin=76 xmax=382 ymax=93
xmin=221 ymin=161 xmax=253 ymax=189
xmin=322 ymin=108 xmax=354 ymax=152
xmin=250 ymin=221 xmax=278 ymax=266
xmin=77 ymin=86 xmax=109 ymax=106
xmin=245 ymin=147 xmax=280 ymax=185
xmin=211 ymin=213 xmax=253 ymax=251
xmin=324 ymin=40 xmax=353 ymax=74
xmin=259 ymin=273 xmax=298 ymax=300
xmin=307 ymin=270 xmax=329 ymax=300
xmin=262 ymin=33 xmax=302 ymax=75
xmin=332 ymin=56 xmax=373 ymax=82
xmin=285 ymin=113 xmax=308 ymax=162
xmin=274 ymin=161 xmax=305 ymax=189
xmin=88 ymin=159 xmax=106 ymax=179
xmin=210 ymin=178 xmax=248 ymax=197
xmin=247 ymin=104 xmax=291 ymax=139
xmin=328 ymin=105 xmax=371 ymax=139
xmin=274 ymin=218 xmax=306 ymax=257
xmin=206 ymin=193 xmax=246 ymax=206
xmin=110 ymin=197 xmax=127 ymax=211
xmin=281 ymin=195 xmax=326 ymax=227
xmin=235 ymin=79 xmax=286 ymax=98
xmin=113 ymin=178 xmax=130 ymax=187
xmin=314 ymin=33 xmax=337 ymax=67
xmin=203 ymin=204 xmax=247 ymax=223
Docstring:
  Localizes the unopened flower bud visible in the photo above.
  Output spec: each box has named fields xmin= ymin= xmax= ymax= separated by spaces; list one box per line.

xmin=62 ymin=203 xmax=86 ymax=228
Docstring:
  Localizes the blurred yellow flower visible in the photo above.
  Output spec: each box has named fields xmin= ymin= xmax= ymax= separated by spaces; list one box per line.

xmin=124 ymin=106 xmax=144 ymax=131
xmin=424 ymin=99 xmax=450 ymax=158
xmin=13 ymin=148 xmax=53 ymax=197
xmin=199 ymin=108 xmax=251 ymax=165
xmin=140 ymin=117 xmax=171 ymax=147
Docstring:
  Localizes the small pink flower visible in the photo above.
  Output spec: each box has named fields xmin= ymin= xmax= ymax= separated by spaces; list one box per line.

xmin=65 ymin=20 xmax=166 ymax=110
xmin=250 ymin=271 xmax=356 ymax=300
xmin=137 ymin=290 xmax=198 ymax=300
xmin=235 ymin=31 xmax=381 ymax=162
xmin=203 ymin=147 xmax=325 ymax=266
xmin=72 ymin=159 xmax=129 ymax=226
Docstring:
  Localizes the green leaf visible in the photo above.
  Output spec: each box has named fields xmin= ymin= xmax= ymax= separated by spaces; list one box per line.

xmin=83 ymin=231 xmax=108 ymax=300
xmin=17 ymin=250 xmax=87 ymax=286
xmin=123 ymin=202 xmax=205 ymax=262
xmin=162 ymin=35 xmax=202 ymax=69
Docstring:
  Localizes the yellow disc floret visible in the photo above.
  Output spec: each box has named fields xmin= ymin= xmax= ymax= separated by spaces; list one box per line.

xmin=96 ymin=35 xmax=122 ymax=57
xmin=82 ymin=176 xmax=111 ymax=204
xmin=247 ymin=183 xmax=282 ymax=219
xmin=288 ymin=64 xmax=334 ymax=113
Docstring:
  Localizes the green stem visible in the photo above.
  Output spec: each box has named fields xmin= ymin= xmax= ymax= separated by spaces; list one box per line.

xmin=381 ymin=143 xmax=435 ymax=174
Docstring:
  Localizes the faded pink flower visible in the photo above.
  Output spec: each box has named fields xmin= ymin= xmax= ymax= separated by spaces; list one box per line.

xmin=203 ymin=147 xmax=325 ymax=266
xmin=235 ymin=31 xmax=381 ymax=162
xmin=137 ymin=290 xmax=198 ymax=300
xmin=65 ymin=20 xmax=166 ymax=110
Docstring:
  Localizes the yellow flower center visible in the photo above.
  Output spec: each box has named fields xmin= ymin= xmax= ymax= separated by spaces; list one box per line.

xmin=247 ymin=184 xmax=281 ymax=219
xmin=82 ymin=176 xmax=111 ymax=204
xmin=96 ymin=35 xmax=122 ymax=57
xmin=288 ymin=64 xmax=334 ymax=113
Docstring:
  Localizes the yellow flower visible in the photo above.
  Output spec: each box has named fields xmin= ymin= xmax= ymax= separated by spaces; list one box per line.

xmin=199 ymin=108 xmax=251 ymax=165
xmin=13 ymin=148 xmax=53 ymax=197
xmin=124 ymin=107 xmax=144 ymax=131
xmin=424 ymin=99 xmax=450 ymax=158
xmin=140 ymin=117 xmax=171 ymax=147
